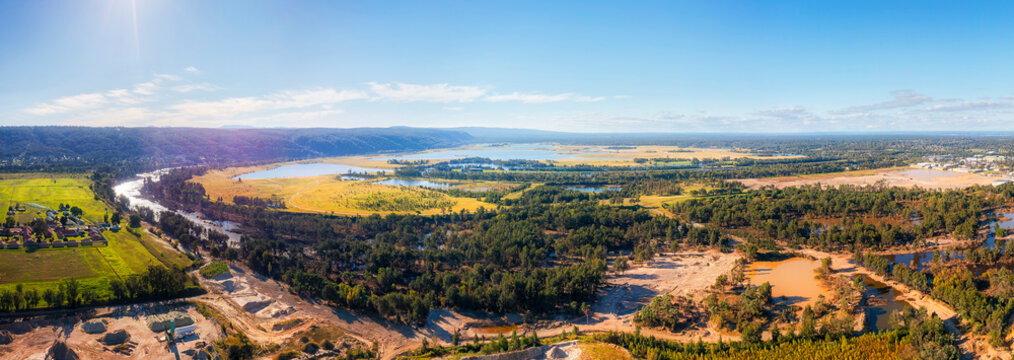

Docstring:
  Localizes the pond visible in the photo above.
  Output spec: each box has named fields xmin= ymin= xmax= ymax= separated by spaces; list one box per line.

xmin=861 ymin=274 xmax=911 ymax=332
xmin=374 ymin=179 xmax=455 ymax=189
xmin=233 ymin=163 xmax=386 ymax=180
xmin=746 ymin=258 xmax=825 ymax=308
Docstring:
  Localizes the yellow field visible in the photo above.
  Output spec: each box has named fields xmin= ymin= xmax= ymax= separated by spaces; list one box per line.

xmin=193 ymin=167 xmax=494 ymax=215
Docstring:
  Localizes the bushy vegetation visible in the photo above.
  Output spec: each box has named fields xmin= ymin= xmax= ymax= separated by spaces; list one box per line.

xmin=634 ymin=294 xmax=698 ymax=331
xmin=200 ymin=260 xmax=231 ymax=278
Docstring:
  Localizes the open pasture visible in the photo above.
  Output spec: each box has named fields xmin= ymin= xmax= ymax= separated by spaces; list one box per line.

xmin=0 ymin=174 xmax=112 ymax=222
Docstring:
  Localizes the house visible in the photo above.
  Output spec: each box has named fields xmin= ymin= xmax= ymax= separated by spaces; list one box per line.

xmin=5 ymin=243 xmax=20 ymax=249
xmin=88 ymin=230 xmax=104 ymax=242
xmin=57 ymin=228 xmax=79 ymax=239
xmin=21 ymin=226 xmax=32 ymax=239
xmin=80 ymin=239 xmax=92 ymax=246
xmin=50 ymin=241 xmax=64 ymax=248
xmin=66 ymin=240 xmax=79 ymax=247
xmin=111 ymin=225 xmax=121 ymax=232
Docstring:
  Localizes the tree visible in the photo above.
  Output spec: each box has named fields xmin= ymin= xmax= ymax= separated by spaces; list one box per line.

xmin=614 ymin=257 xmax=630 ymax=273
xmin=70 ymin=206 xmax=83 ymax=216
xmin=129 ymin=214 xmax=142 ymax=228
xmin=111 ymin=212 xmax=122 ymax=224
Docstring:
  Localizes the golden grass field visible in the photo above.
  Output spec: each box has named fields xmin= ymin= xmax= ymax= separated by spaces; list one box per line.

xmin=193 ymin=166 xmax=496 ymax=215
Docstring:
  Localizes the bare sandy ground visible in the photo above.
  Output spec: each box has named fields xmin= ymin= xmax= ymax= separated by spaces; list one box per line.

xmin=510 ymin=250 xmax=741 ymax=343
xmin=0 ymin=302 xmax=221 ymax=360
xmin=739 ymin=167 xmax=1001 ymax=190
xmin=189 ymin=251 xmax=740 ymax=359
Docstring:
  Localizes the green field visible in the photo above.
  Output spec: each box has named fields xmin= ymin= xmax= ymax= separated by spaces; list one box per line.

xmin=0 ymin=174 xmax=112 ymax=223
xmin=0 ymin=173 xmax=190 ymax=307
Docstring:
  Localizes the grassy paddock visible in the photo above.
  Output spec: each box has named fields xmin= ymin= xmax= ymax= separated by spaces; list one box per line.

xmin=0 ymin=174 xmax=111 ymax=222
xmin=0 ymin=173 xmax=190 ymax=309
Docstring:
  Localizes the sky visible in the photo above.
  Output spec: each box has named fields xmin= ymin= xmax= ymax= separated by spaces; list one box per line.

xmin=3 ymin=0 xmax=1014 ymax=133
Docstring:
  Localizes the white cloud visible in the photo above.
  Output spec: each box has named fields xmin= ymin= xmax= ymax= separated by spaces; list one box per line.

xmin=170 ymin=88 xmax=367 ymax=118
xmin=23 ymin=93 xmax=108 ymax=115
xmin=183 ymin=66 xmax=200 ymax=74
xmin=924 ymin=100 xmax=1012 ymax=112
xmin=443 ymin=106 xmax=464 ymax=111
xmin=367 ymin=82 xmax=487 ymax=103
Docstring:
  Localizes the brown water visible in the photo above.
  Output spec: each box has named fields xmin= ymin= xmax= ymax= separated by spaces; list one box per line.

xmin=746 ymin=258 xmax=825 ymax=308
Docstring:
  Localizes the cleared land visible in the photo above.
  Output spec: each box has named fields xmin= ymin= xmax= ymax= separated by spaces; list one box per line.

xmin=738 ymin=167 xmax=1001 ymax=190
xmin=554 ymin=145 xmax=802 ymax=166
xmin=0 ymin=302 xmax=221 ymax=360
xmin=0 ymin=174 xmax=186 ymax=305
xmin=193 ymin=169 xmax=496 ymax=216
xmin=0 ymin=174 xmax=111 ymax=222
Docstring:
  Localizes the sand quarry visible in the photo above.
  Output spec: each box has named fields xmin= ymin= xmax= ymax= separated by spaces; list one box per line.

xmin=0 ymin=251 xmax=739 ymax=360
xmin=0 ymin=302 xmax=220 ymax=360
xmin=739 ymin=167 xmax=1002 ymax=190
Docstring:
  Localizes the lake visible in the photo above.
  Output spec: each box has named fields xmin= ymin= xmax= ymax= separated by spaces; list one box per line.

xmin=234 ymin=163 xmax=386 ymax=180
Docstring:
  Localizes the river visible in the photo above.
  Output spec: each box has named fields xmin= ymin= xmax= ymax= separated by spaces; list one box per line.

xmin=113 ymin=168 xmax=243 ymax=248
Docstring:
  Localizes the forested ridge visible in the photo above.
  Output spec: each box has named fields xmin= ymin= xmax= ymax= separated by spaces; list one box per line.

xmin=0 ymin=126 xmax=471 ymax=175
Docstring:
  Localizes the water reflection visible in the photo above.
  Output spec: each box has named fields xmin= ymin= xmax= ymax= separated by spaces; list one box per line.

xmin=861 ymin=275 xmax=910 ymax=332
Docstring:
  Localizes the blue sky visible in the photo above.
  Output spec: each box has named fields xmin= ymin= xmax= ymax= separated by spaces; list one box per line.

xmin=3 ymin=0 xmax=1014 ymax=132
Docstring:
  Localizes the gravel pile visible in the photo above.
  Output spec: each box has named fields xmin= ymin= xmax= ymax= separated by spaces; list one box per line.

xmin=46 ymin=340 xmax=79 ymax=360
xmin=146 ymin=311 xmax=195 ymax=332
xmin=81 ymin=320 xmax=106 ymax=334
xmin=102 ymin=329 xmax=131 ymax=346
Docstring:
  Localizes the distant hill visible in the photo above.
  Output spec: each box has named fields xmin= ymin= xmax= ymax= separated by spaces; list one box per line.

xmin=0 ymin=126 xmax=472 ymax=173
